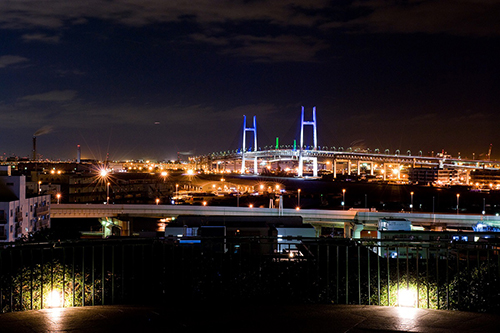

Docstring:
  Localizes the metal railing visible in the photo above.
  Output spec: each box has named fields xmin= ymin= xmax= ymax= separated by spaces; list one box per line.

xmin=1 ymin=237 xmax=499 ymax=313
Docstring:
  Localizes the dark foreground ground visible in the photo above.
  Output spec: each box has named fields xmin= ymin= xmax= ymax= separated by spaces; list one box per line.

xmin=1 ymin=304 xmax=499 ymax=332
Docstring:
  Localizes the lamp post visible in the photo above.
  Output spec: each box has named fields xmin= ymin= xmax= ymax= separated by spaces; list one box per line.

xmin=175 ymin=184 xmax=179 ymax=202
xmin=456 ymin=194 xmax=460 ymax=215
xmin=161 ymin=171 xmax=167 ymax=182
xmin=156 ymin=198 xmax=160 ymax=205
xmin=342 ymin=188 xmax=346 ymax=210
xmin=56 ymin=193 xmax=61 ymax=204
xmin=410 ymin=191 xmax=414 ymax=213
xmin=298 ymin=189 xmax=301 ymax=208
xmin=106 ymin=182 xmax=110 ymax=204
xmin=483 ymin=197 xmax=486 ymax=215
xmin=100 ymin=168 xmax=110 ymax=204
xmin=38 ymin=181 xmax=41 ymax=194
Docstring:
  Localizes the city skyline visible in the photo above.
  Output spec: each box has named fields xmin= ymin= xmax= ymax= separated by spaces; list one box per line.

xmin=1 ymin=1 xmax=499 ymax=161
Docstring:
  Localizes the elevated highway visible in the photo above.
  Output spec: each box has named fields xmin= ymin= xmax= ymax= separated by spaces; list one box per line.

xmin=51 ymin=204 xmax=500 ymax=234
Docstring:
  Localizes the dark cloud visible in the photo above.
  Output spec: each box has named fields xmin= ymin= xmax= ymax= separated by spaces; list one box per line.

xmin=341 ymin=0 xmax=500 ymax=36
xmin=21 ymin=90 xmax=77 ymax=102
xmin=0 ymin=55 xmax=29 ymax=68
xmin=22 ymin=33 xmax=60 ymax=43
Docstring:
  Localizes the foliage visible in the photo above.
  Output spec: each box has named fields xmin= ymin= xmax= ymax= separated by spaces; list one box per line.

xmin=369 ymin=274 xmax=439 ymax=309
xmin=1 ymin=260 xmax=108 ymax=312
xmin=448 ymin=262 xmax=500 ymax=312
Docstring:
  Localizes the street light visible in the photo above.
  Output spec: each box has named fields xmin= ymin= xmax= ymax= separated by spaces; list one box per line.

xmin=56 ymin=193 xmax=61 ymax=204
xmin=298 ymin=189 xmax=301 ymax=208
xmin=155 ymin=198 xmax=160 ymax=205
xmin=106 ymin=182 xmax=110 ymax=204
xmin=410 ymin=191 xmax=414 ymax=213
xmin=342 ymin=189 xmax=346 ymax=210
xmin=456 ymin=194 xmax=460 ymax=215
xmin=175 ymin=184 xmax=179 ymax=202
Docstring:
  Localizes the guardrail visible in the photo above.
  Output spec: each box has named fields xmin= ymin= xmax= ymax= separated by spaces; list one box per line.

xmin=1 ymin=237 xmax=499 ymax=313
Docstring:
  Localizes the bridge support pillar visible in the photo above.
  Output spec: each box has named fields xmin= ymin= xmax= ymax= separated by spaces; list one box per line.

xmin=313 ymin=157 xmax=318 ymax=177
xmin=352 ymin=223 xmax=364 ymax=239
xmin=357 ymin=160 xmax=361 ymax=176
xmin=333 ymin=160 xmax=337 ymax=178
xmin=348 ymin=160 xmax=352 ymax=175
xmin=343 ymin=223 xmax=351 ymax=238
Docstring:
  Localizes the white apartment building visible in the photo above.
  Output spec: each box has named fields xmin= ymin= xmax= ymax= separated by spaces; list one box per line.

xmin=0 ymin=167 xmax=51 ymax=242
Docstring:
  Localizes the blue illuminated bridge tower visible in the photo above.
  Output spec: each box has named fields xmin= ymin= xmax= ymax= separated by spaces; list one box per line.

xmin=241 ymin=115 xmax=258 ymax=174
xmin=298 ymin=106 xmax=319 ymax=177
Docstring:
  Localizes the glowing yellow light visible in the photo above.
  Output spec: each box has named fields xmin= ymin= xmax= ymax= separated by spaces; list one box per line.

xmin=296 ymin=207 xmax=300 ymax=211
xmin=203 ymin=201 xmax=207 ymax=206
xmin=47 ymin=290 xmax=62 ymax=308
xmin=249 ymin=204 xmax=253 ymax=208
xmin=398 ymin=289 xmax=416 ymax=307
xmin=100 ymin=169 xmax=108 ymax=177
xmin=187 ymin=169 xmax=194 ymax=175
xmin=161 ymin=171 xmax=167 ymax=177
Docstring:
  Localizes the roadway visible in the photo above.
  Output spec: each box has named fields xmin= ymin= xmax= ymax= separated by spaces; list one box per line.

xmin=51 ymin=203 xmax=500 ymax=230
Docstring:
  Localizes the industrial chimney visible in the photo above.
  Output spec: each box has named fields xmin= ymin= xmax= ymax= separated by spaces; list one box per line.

xmin=32 ymin=136 xmax=37 ymax=161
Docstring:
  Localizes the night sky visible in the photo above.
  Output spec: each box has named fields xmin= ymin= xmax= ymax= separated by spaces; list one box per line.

xmin=1 ymin=1 xmax=499 ymax=161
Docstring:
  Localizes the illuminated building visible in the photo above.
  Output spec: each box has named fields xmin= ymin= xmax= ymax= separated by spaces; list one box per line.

xmin=0 ymin=166 xmax=51 ymax=242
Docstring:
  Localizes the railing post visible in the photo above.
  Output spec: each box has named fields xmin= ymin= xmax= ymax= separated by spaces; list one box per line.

xmin=416 ymin=247 xmax=419 ymax=309
xmin=336 ymin=245 xmax=339 ymax=304
xmin=377 ymin=246 xmax=380 ymax=305
xmin=446 ymin=247 xmax=449 ymax=310
xmin=345 ymin=246 xmax=349 ymax=304
xmin=367 ymin=247 xmax=371 ymax=305
xmin=82 ymin=246 xmax=85 ymax=307
xmin=91 ymin=246 xmax=95 ymax=306
xmin=72 ymin=247 xmax=75 ymax=307
xmin=326 ymin=244 xmax=330 ymax=302
xmin=112 ymin=245 xmax=115 ymax=304
xmin=426 ymin=247 xmax=429 ymax=309
xmin=436 ymin=248 xmax=439 ymax=310
xmin=102 ymin=245 xmax=105 ymax=305
xmin=358 ymin=246 xmax=361 ymax=305
xmin=30 ymin=249 xmax=34 ymax=310
xmin=387 ymin=249 xmax=390 ymax=306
